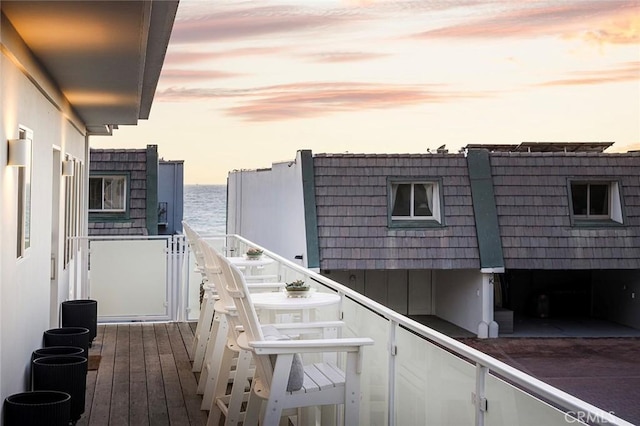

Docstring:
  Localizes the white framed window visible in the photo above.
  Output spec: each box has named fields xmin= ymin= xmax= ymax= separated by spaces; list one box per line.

xmin=569 ymin=180 xmax=623 ymax=224
xmin=389 ymin=180 xmax=442 ymax=226
xmin=89 ymin=176 xmax=127 ymax=212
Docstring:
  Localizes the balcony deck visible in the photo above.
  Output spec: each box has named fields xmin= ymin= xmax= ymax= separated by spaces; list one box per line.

xmin=78 ymin=322 xmax=206 ymax=426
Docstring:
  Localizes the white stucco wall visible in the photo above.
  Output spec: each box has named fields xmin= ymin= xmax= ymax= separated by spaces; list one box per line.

xmin=1 ymin=30 xmax=87 ymax=405
xmin=227 ymin=152 xmax=308 ymax=265
xmin=434 ymin=269 xmax=484 ymax=334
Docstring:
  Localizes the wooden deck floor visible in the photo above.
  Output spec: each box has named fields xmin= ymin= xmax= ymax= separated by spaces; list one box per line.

xmin=78 ymin=322 xmax=206 ymax=426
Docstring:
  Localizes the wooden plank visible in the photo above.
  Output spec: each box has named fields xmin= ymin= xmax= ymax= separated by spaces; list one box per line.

xmin=167 ymin=323 xmax=207 ymax=425
xmin=87 ymin=324 xmax=117 ymax=426
xmin=143 ymin=324 xmax=170 ymax=426
xmin=129 ymin=324 xmax=149 ymax=426
xmin=77 ymin=324 xmax=105 ymax=426
xmin=178 ymin=321 xmax=195 ymax=360
xmin=109 ymin=325 xmax=130 ymax=424
xmin=155 ymin=324 xmax=190 ymax=426
xmin=189 ymin=321 xmax=198 ymax=334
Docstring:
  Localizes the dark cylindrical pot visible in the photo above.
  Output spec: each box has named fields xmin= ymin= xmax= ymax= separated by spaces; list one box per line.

xmin=32 ymin=355 xmax=87 ymax=421
xmin=3 ymin=391 xmax=71 ymax=426
xmin=43 ymin=327 xmax=90 ymax=356
xmin=61 ymin=299 xmax=98 ymax=344
xmin=31 ymin=346 xmax=85 ymax=390
xmin=32 ymin=346 xmax=85 ymax=362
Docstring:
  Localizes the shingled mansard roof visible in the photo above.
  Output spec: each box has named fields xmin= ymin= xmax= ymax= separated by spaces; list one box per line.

xmin=313 ymin=153 xmax=480 ymax=270
xmin=491 ymin=151 xmax=640 ymax=270
xmin=312 ymin=150 xmax=640 ymax=271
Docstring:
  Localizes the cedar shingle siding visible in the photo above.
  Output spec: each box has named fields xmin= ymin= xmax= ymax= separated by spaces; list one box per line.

xmin=89 ymin=149 xmax=148 ymax=236
xmin=314 ymin=154 xmax=480 ymax=270
xmin=313 ymin=151 xmax=640 ymax=272
xmin=491 ymin=152 xmax=640 ymax=270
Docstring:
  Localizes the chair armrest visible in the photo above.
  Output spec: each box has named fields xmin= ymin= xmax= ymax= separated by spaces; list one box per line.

xmin=266 ymin=321 xmax=345 ymax=335
xmin=249 ymin=337 xmax=374 ymax=355
xmin=247 ymin=282 xmax=285 ymax=290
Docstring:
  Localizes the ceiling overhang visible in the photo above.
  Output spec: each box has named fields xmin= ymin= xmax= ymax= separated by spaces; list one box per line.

xmin=1 ymin=0 xmax=178 ymax=135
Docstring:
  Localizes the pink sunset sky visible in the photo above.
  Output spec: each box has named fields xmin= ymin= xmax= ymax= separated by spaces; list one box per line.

xmin=94 ymin=0 xmax=640 ymax=184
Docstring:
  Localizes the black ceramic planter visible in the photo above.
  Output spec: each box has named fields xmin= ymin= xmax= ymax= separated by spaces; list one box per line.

xmin=61 ymin=299 xmax=98 ymax=344
xmin=32 ymin=345 xmax=85 ymax=362
xmin=43 ymin=327 xmax=90 ymax=356
xmin=32 ymin=355 xmax=87 ymax=422
xmin=31 ymin=346 xmax=86 ymax=390
xmin=3 ymin=390 xmax=71 ymax=426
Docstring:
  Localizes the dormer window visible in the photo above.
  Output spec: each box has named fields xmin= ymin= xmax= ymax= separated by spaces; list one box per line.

xmin=388 ymin=179 xmax=443 ymax=227
xmin=569 ymin=180 xmax=623 ymax=225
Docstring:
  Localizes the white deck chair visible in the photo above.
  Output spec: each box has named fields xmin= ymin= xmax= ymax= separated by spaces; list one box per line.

xmin=195 ymin=239 xmax=287 ymax=402
xmin=222 ymin=258 xmax=374 ymax=426
xmin=183 ymin=222 xmax=219 ymax=371
xmin=201 ymin=245 xmax=347 ymax=426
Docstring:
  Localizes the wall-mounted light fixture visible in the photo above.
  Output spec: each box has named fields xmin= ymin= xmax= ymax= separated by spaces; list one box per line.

xmin=62 ymin=159 xmax=74 ymax=176
xmin=7 ymin=138 xmax=31 ymax=167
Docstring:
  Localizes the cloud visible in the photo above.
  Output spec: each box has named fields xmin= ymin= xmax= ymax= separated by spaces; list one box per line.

xmin=303 ymin=51 xmax=390 ymax=63
xmin=536 ymin=62 xmax=640 ymax=87
xmin=413 ymin=1 xmax=639 ymax=44
xmin=165 ymin=46 xmax=289 ymax=67
xmin=171 ymin=4 xmax=357 ymax=44
xmin=578 ymin=13 xmax=640 ymax=45
xmin=159 ymin=69 xmax=243 ymax=85
xmin=156 ymin=81 xmax=491 ymax=121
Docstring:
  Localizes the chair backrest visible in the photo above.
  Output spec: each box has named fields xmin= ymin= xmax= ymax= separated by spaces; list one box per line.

xmin=198 ymin=239 xmax=234 ymax=307
xmin=221 ymin=257 xmax=275 ymax=387
xmin=182 ymin=222 xmax=206 ymax=269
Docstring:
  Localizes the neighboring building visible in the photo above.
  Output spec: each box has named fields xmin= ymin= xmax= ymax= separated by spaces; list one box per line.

xmin=88 ymin=145 xmax=184 ymax=236
xmin=0 ymin=0 xmax=177 ymax=408
xmin=227 ymin=144 xmax=640 ymax=337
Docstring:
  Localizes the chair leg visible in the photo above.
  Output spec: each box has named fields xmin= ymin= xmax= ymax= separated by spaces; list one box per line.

xmin=224 ymin=349 xmax=253 ymax=425
xmin=193 ymin=291 xmax=216 ymax=372
xmin=197 ymin=313 xmax=224 ymax=394
xmin=204 ymin=340 xmax=236 ymax=412
xmin=262 ymin=400 xmax=284 ymax=426
xmin=343 ymin=352 xmax=361 ymax=426
xmin=190 ymin=287 xmax=208 ymax=360
xmin=243 ymin=387 xmax=262 ymax=426
xmin=201 ymin=319 xmax=231 ymax=410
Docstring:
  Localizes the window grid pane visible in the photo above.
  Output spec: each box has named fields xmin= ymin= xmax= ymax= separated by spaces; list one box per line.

xmin=89 ymin=176 xmax=126 ymax=211
xmin=589 ymin=184 xmax=609 ymax=216
xmin=391 ymin=181 xmax=438 ymax=222
xmin=392 ymin=184 xmax=411 ymax=216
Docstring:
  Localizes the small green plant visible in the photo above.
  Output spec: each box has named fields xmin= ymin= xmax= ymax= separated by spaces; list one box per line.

xmin=245 ymin=247 xmax=263 ymax=258
xmin=285 ymin=279 xmax=310 ymax=292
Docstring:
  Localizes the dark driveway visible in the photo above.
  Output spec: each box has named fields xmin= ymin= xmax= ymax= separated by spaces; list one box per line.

xmin=459 ymin=337 xmax=640 ymax=425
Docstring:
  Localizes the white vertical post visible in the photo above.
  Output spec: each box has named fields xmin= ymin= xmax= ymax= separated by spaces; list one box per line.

xmin=478 ymin=273 xmax=499 ymax=338
xmin=388 ymin=320 xmax=398 ymax=426
xmin=475 ymin=363 xmax=488 ymax=426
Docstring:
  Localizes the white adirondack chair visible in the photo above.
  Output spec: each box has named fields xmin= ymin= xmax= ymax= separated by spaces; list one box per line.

xmin=222 ymin=257 xmax=374 ymax=426
xmin=183 ymin=222 xmax=217 ymax=368
xmin=195 ymin=239 xmax=288 ymax=412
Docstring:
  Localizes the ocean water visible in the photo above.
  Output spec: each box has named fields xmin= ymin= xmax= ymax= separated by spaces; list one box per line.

xmin=183 ymin=184 xmax=227 ymax=235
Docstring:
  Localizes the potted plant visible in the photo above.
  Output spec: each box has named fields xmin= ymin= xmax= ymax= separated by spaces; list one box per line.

xmin=245 ymin=247 xmax=264 ymax=260
xmin=285 ymin=279 xmax=311 ymax=297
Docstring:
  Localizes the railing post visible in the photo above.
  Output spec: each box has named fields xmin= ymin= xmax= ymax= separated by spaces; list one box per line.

xmin=388 ymin=320 xmax=398 ymax=426
xmin=173 ymin=235 xmax=186 ymax=322
xmin=474 ymin=363 xmax=488 ymax=426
